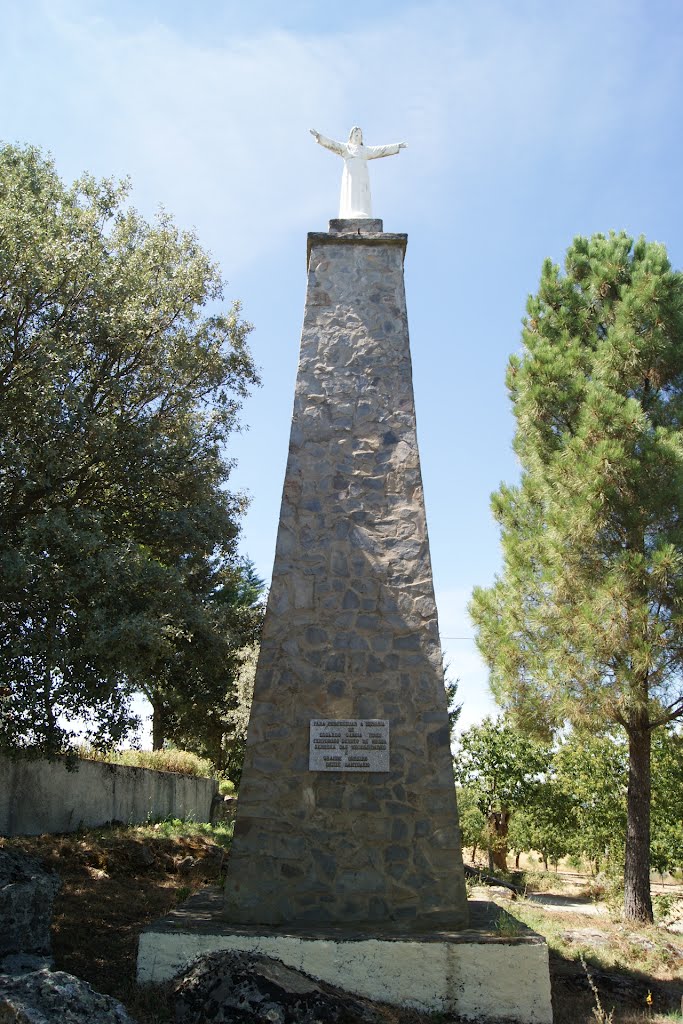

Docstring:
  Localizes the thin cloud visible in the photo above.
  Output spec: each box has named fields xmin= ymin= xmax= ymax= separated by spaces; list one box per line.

xmin=8 ymin=0 xmax=675 ymax=273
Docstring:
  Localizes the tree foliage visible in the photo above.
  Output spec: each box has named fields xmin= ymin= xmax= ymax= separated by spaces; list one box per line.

xmin=455 ymin=784 xmax=488 ymax=862
xmin=219 ymin=641 xmax=261 ymax=785
xmin=163 ymin=569 xmax=266 ymax=774
xmin=0 ymin=144 xmax=259 ymax=756
xmin=650 ymin=726 xmax=683 ymax=874
xmin=453 ymin=716 xmax=551 ymax=871
xmin=552 ymin=732 xmax=628 ymax=871
xmin=507 ymin=781 xmax=575 ymax=872
xmin=470 ymin=232 xmax=683 ymax=919
xmin=462 ymin=724 xmax=682 ymax=877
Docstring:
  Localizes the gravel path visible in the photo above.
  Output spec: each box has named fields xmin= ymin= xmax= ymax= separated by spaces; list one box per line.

xmin=525 ymin=893 xmax=608 ymax=916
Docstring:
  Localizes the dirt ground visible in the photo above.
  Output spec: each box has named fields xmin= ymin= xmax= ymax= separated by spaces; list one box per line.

xmin=2 ymin=829 xmax=682 ymax=1024
xmin=469 ymin=865 xmax=683 ymax=1024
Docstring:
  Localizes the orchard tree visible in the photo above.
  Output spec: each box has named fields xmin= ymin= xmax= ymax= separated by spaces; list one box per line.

xmin=507 ymin=780 xmax=575 ymax=871
xmin=0 ymin=144 xmax=259 ymax=756
xmin=650 ymin=726 xmax=683 ymax=875
xmin=471 ymin=232 xmax=683 ymax=921
xmin=551 ymin=730 xmax=679 ymax=876
xmin=553 ymin=732 xmax=627 ymax=873
xmin=453 ymin=716 xmax=551 ymax=872
xmin=455 ymin=785 xmax=488 ymax=864
xmin=508 ymin=728 xmax=679 ymax=877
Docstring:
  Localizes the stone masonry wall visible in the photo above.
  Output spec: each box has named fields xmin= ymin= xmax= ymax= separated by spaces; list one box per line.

xmin=223 ymin=221 xmax=468 ymax=930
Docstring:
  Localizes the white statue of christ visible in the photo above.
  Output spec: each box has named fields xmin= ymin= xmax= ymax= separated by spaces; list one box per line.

xmin=309 ymin=126 xmax=407 ymax=219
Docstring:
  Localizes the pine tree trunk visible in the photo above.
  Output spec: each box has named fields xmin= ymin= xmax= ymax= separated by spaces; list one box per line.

xmin=623 ymin=720 xmax=653 ymax=922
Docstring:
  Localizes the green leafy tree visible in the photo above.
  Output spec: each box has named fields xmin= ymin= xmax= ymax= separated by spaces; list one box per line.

xmin=650 ymin=725 xmax=683 ymax=875
xmin=158 ymin=563 xmax=265 ymax=767
xmin=553 ymin=732 xmax=627 ymax=872
xmin=219 ymin=641 xmax=261 ymax=785
xmin=508 ymin=779 xmax=575 ymax=871
xmin=453 ymin=716 xmax=551 ymax=872
xmin=0 ymin=144 xmax=259 ymax=756
xmin=550 ymin=729 xmax=679 ymax=876
xmin=536 ymin=729 xmax=677 ymax=877
xmin=471 ymin=232 xmax=683 ymax=920
xmin=455 ymin=784 xmax=488 ymax=864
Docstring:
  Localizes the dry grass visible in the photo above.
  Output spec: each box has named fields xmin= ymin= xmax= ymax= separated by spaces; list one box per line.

xmin=77 ymin=746 xmax=216 ymax=778
xmin=480 ymin=870 xmax=683 ymax=1024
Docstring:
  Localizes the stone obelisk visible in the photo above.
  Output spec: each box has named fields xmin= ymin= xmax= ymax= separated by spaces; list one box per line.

xmin=223 ymin=214 xmax=468 ymax=930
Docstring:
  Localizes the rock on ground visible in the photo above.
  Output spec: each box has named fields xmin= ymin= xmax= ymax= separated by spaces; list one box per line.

xmin=0 ymin=954 xmax=53 ymax=977
xmin=0 ymin=969 xmax=137 ymax=1024
xmin=559 ymin=928 xmax=610 ymax=948
xmin=174 ymin=950 xmax=381 ymax=1024
xmin=0 ymin=850 xmax=60 ymax=955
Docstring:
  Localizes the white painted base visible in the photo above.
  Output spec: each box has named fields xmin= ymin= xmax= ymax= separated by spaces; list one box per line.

xmin=137 ymin=893 xmax=553 ymax=1023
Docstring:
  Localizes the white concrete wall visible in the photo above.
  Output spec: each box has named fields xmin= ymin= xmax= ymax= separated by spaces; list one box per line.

xmin=0 ymin=755 xmax=217 ymax=836
xmin=137 ymin=929 xmax=553 ymax=1023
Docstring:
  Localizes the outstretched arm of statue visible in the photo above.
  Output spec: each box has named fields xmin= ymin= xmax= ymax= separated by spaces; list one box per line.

xmin=366 ymin=142 xmax=408 ymax=160
xmin=309 ymin=129 xmax=346 ymax=156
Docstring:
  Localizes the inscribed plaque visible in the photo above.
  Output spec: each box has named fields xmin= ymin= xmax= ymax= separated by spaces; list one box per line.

xmin=309 ymin=719 xmax=390 ymax=772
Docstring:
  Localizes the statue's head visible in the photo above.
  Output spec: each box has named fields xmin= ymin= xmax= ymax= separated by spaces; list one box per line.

xmin=348 ymin=126 xmax=363 ymax=144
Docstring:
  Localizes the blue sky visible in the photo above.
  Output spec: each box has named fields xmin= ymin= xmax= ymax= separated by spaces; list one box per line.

xmin=3 ymin=0 xmax=683 ymax=733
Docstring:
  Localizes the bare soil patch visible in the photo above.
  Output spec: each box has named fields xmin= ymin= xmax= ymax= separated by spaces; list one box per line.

xmin=1 ymin=825 xmax=229 ymax=1021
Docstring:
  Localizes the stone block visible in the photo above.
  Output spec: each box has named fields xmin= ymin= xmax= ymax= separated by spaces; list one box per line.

xmin=0 ymin=851 xmax=60 ymax=956
xmin=0 ymin=970 xmax=137 ymax=1024
xmin=138 ymin=891 xmax=553 ymax=1022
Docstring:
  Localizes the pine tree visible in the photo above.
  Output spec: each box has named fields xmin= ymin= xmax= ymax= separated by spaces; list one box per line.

xmin=470 ymin=232 xmax=683 ymax=921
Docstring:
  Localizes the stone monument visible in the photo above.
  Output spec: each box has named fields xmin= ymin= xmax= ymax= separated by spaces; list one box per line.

xmin=222 ymin=211 xmax=468 ymax=930
xmin=137 ymin=130 xmax=553 ymax=1024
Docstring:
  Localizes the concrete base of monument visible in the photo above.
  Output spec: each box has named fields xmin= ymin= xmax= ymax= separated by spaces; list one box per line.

xmin=137 ymin=888 xmax=553 ymax=1023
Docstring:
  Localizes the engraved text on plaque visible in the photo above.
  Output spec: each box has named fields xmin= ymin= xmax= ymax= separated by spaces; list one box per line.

xmin=309 ymin=719 xmax=390 ymax=772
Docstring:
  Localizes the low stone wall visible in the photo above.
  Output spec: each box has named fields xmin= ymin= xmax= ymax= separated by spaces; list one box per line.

xmin=0 ymin=756 xmax=218 ymax=836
